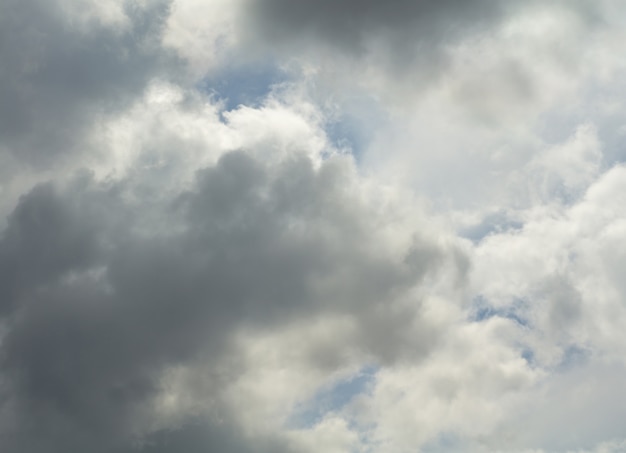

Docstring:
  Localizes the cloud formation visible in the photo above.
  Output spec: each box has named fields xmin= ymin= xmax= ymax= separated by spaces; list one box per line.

xmin=245 ymin=0 xmax=505 ymax=56
xmin=0 ymin=93 xmax=463 ymax=451
xmin=0 ymin=0 xmax=195 ymax=189
xmin=1 ymin=0 xmax=626 ymax=452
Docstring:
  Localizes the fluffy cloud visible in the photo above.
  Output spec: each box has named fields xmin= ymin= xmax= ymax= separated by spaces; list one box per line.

xmin=0 ymin=82 xmax=465 ymax=452
xmin=2 ymin=1 xmax=626 ymax=452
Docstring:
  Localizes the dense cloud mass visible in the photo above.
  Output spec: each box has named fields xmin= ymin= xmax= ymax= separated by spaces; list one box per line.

xmin=2 ymin=0 xmax=626 ymax=452
xmin=0 ymin=149 xmax=462 ymax=452
xmin=245 ymin=0 xmax=506 ymax=56
xmin=0 ymin=0 xmax=175 ymax=164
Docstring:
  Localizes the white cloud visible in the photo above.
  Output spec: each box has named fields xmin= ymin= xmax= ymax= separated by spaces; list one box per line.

xmin=2 ymin=1 xmax=626 ymax=452
xmin=162 ymin=0 xmax=243 ymax=77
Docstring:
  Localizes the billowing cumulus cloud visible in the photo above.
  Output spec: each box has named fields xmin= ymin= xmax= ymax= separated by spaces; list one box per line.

xmin=2 ymin=1 xmax=626 ymax=452
xmin=0 ymin=87 xmax=464 ymax=451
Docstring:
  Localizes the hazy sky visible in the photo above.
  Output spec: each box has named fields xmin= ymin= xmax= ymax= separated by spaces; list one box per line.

xmin=1 ymin=1 xmax=626 ymax=452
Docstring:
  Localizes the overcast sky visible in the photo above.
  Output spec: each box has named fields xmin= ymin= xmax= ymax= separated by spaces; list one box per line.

xmin=1 ymin=1 xmax=626 ymax=452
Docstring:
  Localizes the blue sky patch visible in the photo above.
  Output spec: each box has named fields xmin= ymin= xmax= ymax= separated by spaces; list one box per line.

xmin=325 ymin=95 xmax=389 ymax=162
xmin=198 ymin=59 xmax=288 ymax=111
xmin=470 ymin=295 xmax=530 ymax=328
xmin=521 ymin=348 xmax=535 ymax=366
xmin=288 ymin=365 xmax=378 ymax=429
xmin=421 ymin=431 xmax=463 ymax=452
xmin=458 ymin=210 xmax=524 ymax=244
xmin=558 ymin=344 xmax=590 ymax=372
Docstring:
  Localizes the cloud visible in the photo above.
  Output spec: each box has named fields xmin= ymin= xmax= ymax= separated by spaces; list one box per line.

xmin=2 ymin=1 xmax=626 ymax=452
xmin=236 ymin=0 xmax=603 ymax=109
xmin=0 ymin=116 xmax=463 ymax=451
xmin=118 ymin=421 xmax=292 ymax=453
xmin=244 ymin=0 xmax=506 ymax=56
xmin=0 ymin=0 xmax=174 ymax=167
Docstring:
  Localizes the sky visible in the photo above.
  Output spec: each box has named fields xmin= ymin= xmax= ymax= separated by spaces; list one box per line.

xmin=1 ymin=1 xmax=626 ymax=452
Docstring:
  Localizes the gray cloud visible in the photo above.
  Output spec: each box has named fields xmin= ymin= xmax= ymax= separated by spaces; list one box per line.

xmin=246 ymin=0 xmax=505 ymax=53
xmin=117 ymin=420 xmax=293 ymax=453
xmin=4 ymin=1 xmax=619 ymax=451
xmin=239 ymin=0 xmax=603 ymax=107
xmin=240 ymin=0 xmax=532 ymax=84
xmin=0 ymin=183 xmax=100 ymax=314
xmin=245 ymin=0 xmax=601 ymax=56
xmin=0 ymin=151 xmax=460 ymax=452
xmin=0 ymin=0 xmax=175 ymax=167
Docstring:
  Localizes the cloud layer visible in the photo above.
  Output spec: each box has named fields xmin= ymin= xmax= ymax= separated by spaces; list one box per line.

xmin=1 ymin=1 xmax=626 ymax=452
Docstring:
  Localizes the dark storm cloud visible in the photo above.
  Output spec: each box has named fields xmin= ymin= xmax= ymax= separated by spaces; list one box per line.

xmin=0 ymin=151 xmax=461 ymax=452
xmin=119 ymin=420 xmax=292 ymax=453
xmin=0 ymin=183 xmax=100 ymax=314
xmin=248 ymin=0 xmax=503 ymax=50
xmin=243 ymin=0 xmax=511 ymax=71
xmin=242 ymin=0 xmax=601 ymax=85
xmin=0 ymin=0 xmax=175 ymax=166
